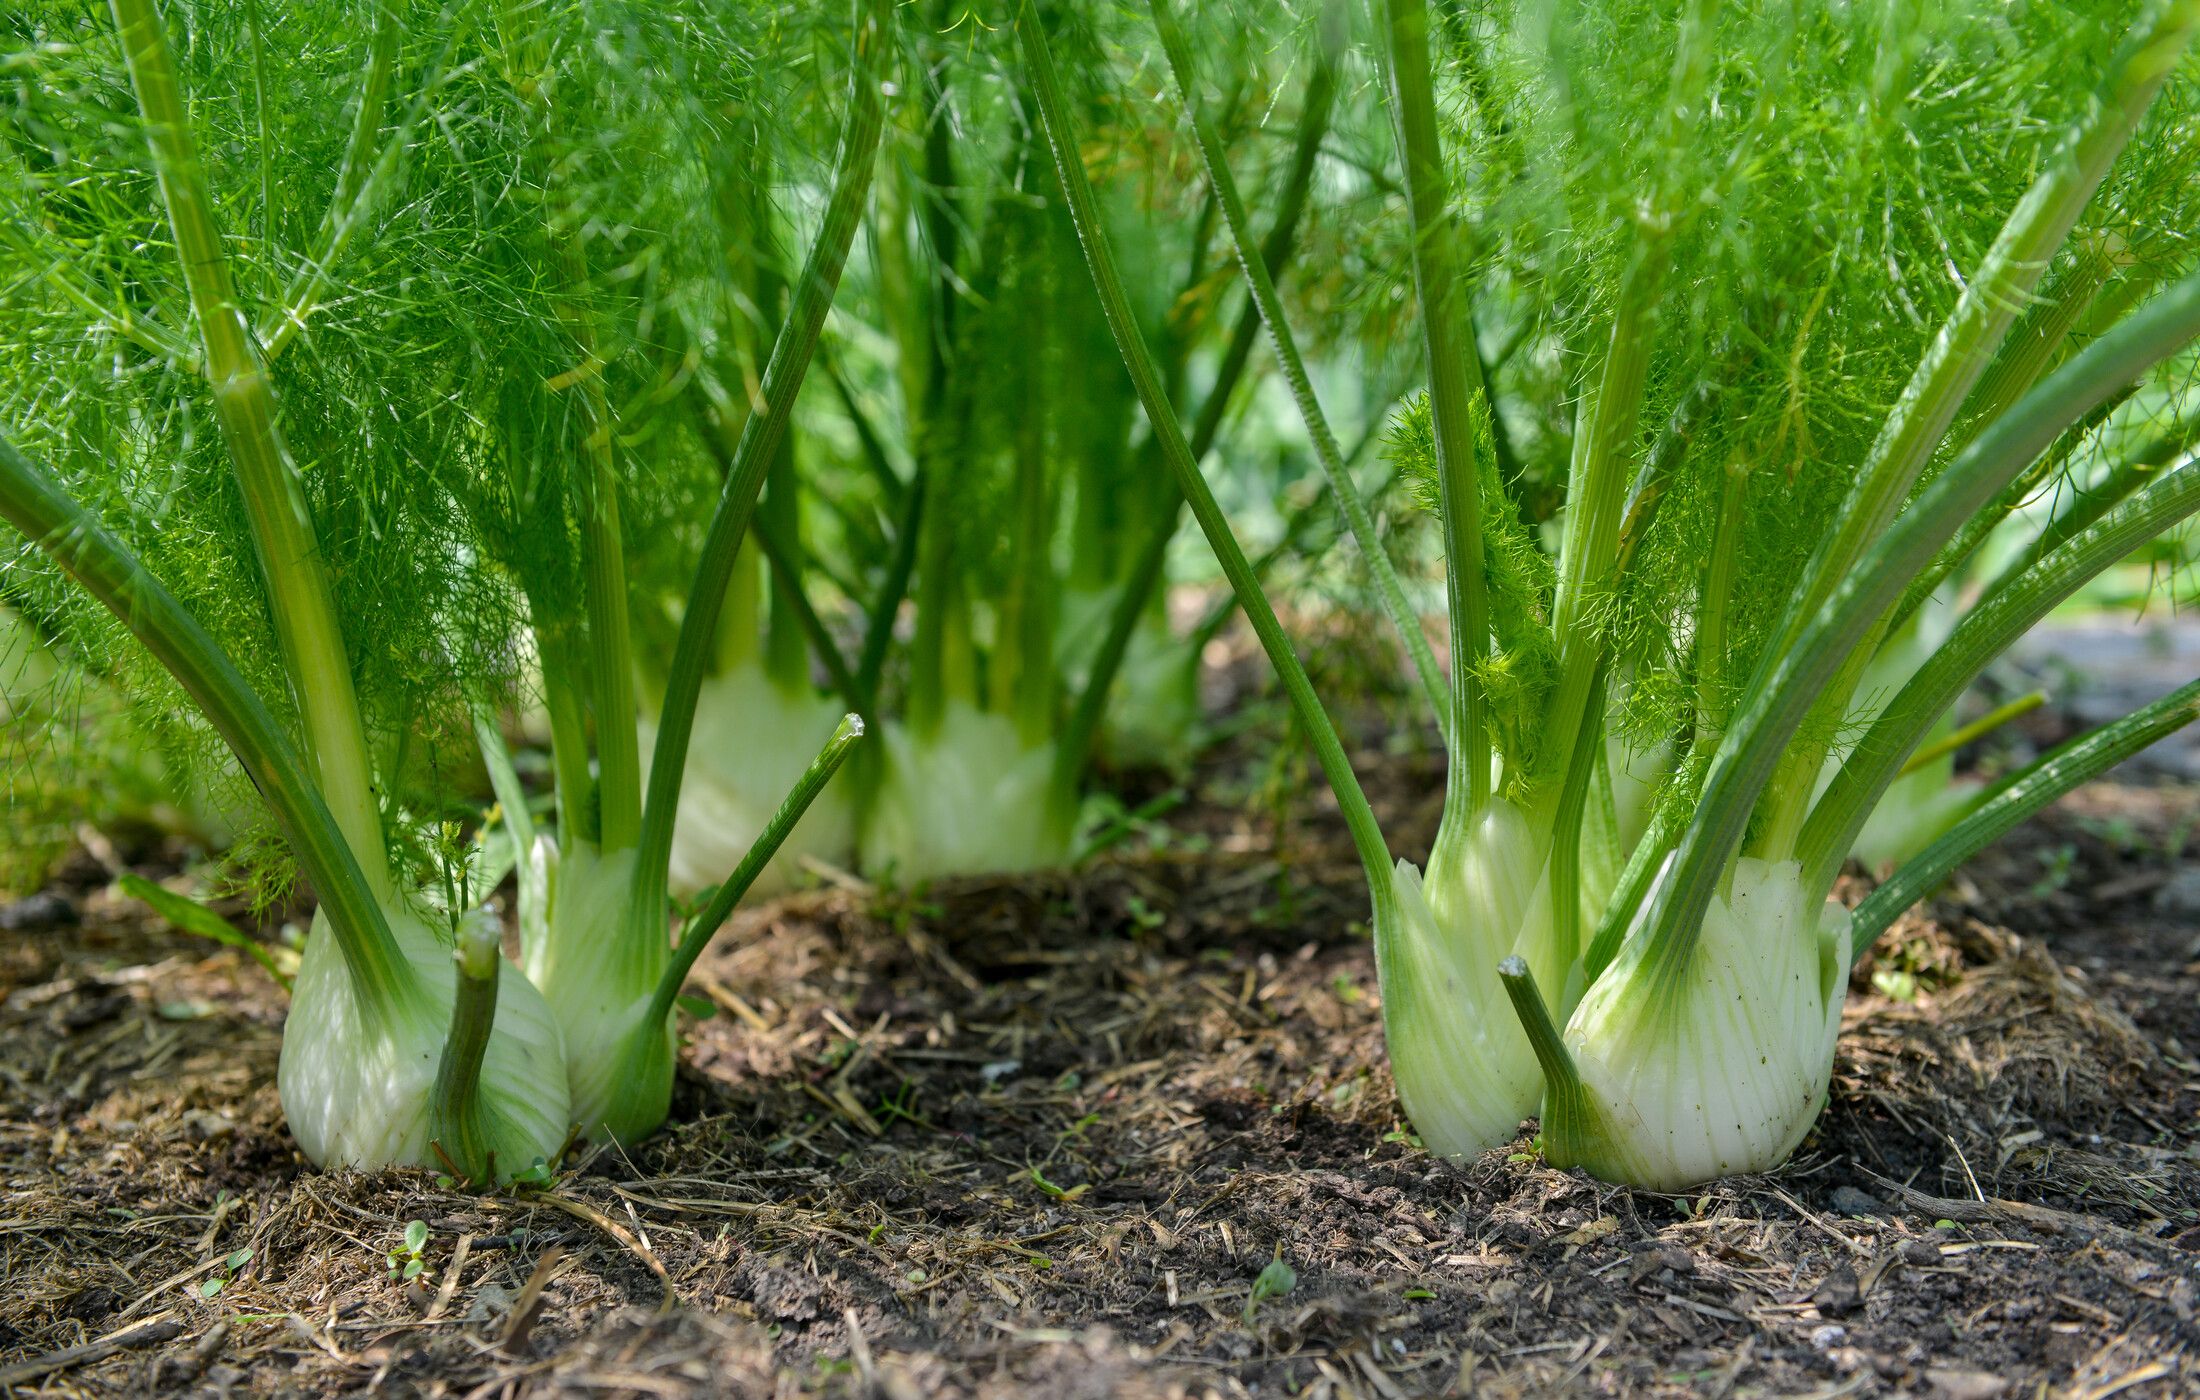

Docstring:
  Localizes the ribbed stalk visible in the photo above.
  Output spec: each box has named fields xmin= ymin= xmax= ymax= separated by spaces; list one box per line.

xmin=1495 ymin=956 xmax=1592 ymax=1151
xmin=1641 ymin=273 xmax=2200 ymax=999
xmin=0 ymin=431 xmax=412 ymax=1024
xmin=642 ymin=716 xmax=864 ymax=1034
xmin=1889 ymin=389 xmax=2136 ymax=633
xmin=1898 ymin=692 xmax=2045 ymax=778
xmin=1019 ymin=4 xmax=1396 ymax=902
xmin=428 ymin=918 xmax=504 ymax=1185
xmin=1975 ymin=415 xmax=2198 ymax=604
xmin=1149 ymin=0 xmax=1446 ymax=729
xmin=1779 ymin=0 xmax=2200 ymax=652
xmin=631 ymin=0 xmax=887 ymax=947
xmin=1378 ymin=0 xmax=1490 ymax=820
xmin=112 ymin=0 xmax=390 ymax=897
xmin=1799 ymin=451 xmax=2200 ymax=890
xmin=1849 ymin=678 xmax=2200 ymax=956
xmin=1050 ymin=4 xmax=1337 ymax=807
xmin=261 ymin=0 xmax=401 ymax=362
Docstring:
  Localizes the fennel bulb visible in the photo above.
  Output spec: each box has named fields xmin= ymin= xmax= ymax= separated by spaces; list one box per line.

xmin=1380 ymin=801 xmax=1561 ymax=1156
xmin=650 ymin=664 xmax=858 ymax=899
xmin=518 ymin=839 xmax=675 ymax=1145
xmin=1546 ymin=858 xmax=1850 ymax=1191
xmin=859 ymin=700 xmax=1071 ymax=881
xmin=280 ymin=901 xmax=569 ymax=1176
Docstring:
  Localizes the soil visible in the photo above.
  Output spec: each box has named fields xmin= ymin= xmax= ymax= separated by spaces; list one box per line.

xmin=2 ymin=720 xmax=2198 ymax=1397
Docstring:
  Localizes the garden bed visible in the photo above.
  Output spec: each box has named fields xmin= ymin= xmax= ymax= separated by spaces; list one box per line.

xmin=3 ymin=735 xmax=2196 ymax=1398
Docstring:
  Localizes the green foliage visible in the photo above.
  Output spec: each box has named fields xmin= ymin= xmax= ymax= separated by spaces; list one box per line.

xmin=1388 ymin=390 xmax=1555 ymax=783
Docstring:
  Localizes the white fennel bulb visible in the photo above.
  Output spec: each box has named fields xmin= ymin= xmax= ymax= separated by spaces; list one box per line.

xmin=1549 ymin=857 xmax=1850 ymax=1191
xmin=280 ymin=901 xmax=569 ymax=1175
xmin=1379 ymin=802 xmax=1556 ymax=1157
xmin=859 ymin=700 xmax=1071 ymax=881
xmin=519 ymin=839 xmax=675 ymax=1145
xmin=648 ymin=663 xmax=857 ymax=899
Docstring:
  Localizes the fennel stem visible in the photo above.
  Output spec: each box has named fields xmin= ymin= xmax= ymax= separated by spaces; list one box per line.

xmin=0 ymin=431 xmax=414 ymax=1022
xmin=1640 ymin=272 xmax=2200 ymax=1003
xmin=1850 ymin=678 xmax=2200 ymax=958
xmin=1018 ymin=4 xmax=1396 ymax=907
xmin=1148 ymin=0 xmax=1448 ymax=733
xmin=1377 ymin=0 xmax=1491 ymax=819
xmin=1799 ymin=449 xmax=2200 ymax=891
xmin=642 ymin=716 xmax=864 ymax=1034
xmin=1048 ymin=7 xmax=1338 ymax=813
xmin=630 ymin=0 xmax=887 ymax=949
xmin=429 ymin=918 xmax=506 ymax=1185
xmin=113 ymin=0 xmax=391 ymax=897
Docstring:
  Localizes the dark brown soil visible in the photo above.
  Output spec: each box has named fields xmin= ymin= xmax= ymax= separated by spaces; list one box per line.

xmin=3 ymin=742 xmax=2197 ymax=1398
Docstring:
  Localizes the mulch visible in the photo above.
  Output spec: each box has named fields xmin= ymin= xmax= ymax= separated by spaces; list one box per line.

xmin=2 ymin=740 xmax=2196 ymax=1398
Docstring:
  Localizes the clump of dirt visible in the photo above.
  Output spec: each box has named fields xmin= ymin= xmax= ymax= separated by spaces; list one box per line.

xmin=2 ymin=764 xmax=2197 ymax=1397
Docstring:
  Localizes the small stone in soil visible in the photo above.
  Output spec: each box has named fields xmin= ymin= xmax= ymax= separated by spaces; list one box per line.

xmin=1811 ymin=1265 xmax=1862 ymax=1315
xmin=1927 ymin=1366 xmax=2008 ymax=1400
xmin=1627 ymin=1240 xmax=1694 ymax=1285
xmin=1901 ymin=1238 xmax=1943 ymax=1265
xmin=183 ymin=1110 xmax=235 ymax=1141
xmin=2153 ymin=866 xmax=2200 ymax=919
xmin=1829 ymin=1185 xmax=1890 ymax=1218
xmin=0 ymin=892 xmax=77 ymax=930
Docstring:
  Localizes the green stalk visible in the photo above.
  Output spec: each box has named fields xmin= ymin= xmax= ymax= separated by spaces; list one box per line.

xmin=1581 ymin=769 xmax=1689 ymax=980
xmin=1954 ymin=235 xmax=2125 ymax=448
xmin=428 ymin=916 xmax=504 ymax=1185
xmin=260 ymin=0 xmax=402 ymax=362
xmin=855 ymin=467 xmax=924 ymax=711
xmin=759 ymin=481 xmax=810 ymax=692
xmin=1049 ymin=8 xmax=1338 ymax=804
xmin=1538 ymin=0 xmax=1712 ymax=818
xmin=1848 ymin=677 xmax=2200 ymax=959
xmin=1798 ymin=451 xmax=2200 ymax=890
xmin=823 ymin=353 xmax=907 ymax=510
xmin=1019 ymin=5 xmax=1395 ymax=903
xmin=1540 ymin=238 xmax=1671 ymax=797
xmin=630 ymin=0 xmax=886 ymax=944
xmin=1189 ymin=395 xmax=1406 ymax=649
xmin=641 ymin=716 xmax=864 ymax=1034
xmin=1897 ymin=691 xmax=2045 ymax=777
xmin=4 ymin=229 xmax=192 ymax=366
xmin=1888 ymin=389 xmax=2135 ymax=634
xmin=1546 ymin=669 xmax=1608 ymax=974
xmin=1495 ymin=955 xmax=1591 ymax=1143
xmin=1779 ymin=0 xmax=2200 ymax=651
xmin=491 ymin=0 xmax=643 ymax=851
xmin=1000 ymin=321 xmax=1056 ymax=748
xmin=1975 ymin=415 xmax=2198 ymax=604
xmin=574 ymin=399 xmax=642 ymax=852
xmin=1150 ymin=0 xmax=1446 ymax=730
xmin=1692 ymin=457 xmax=1750 ymax=742
xmin=753 ymin=510 xmax=861 ymax=712
xmin=1640 ymin=272 xmax=2200 ymax=998
xmin=1378 ymin=0 xmax=1490 ymax=817
xmin=690 ymin=403 xmax=862 ymax=712
xmin=473 ymin=705 xmax=536 ymax=859
xmin=745 ymin=173 xmax=813 ymax=696
xmin=905 ymin=32 xmax=969 ymax=741
xmin=533 ymin=620 xmax=597 ymax=845
xmin=112 ymin=0 xmax=390 ymax=897
xmin=0 ymin=431 xmax=411 ymax=1022
xmin=1613 ymin=368 xmax=1726 ymax=578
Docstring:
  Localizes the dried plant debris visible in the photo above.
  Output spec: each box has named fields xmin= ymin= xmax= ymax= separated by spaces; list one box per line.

xmin=2 ymin=774 xmax=2197 ymax=1396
